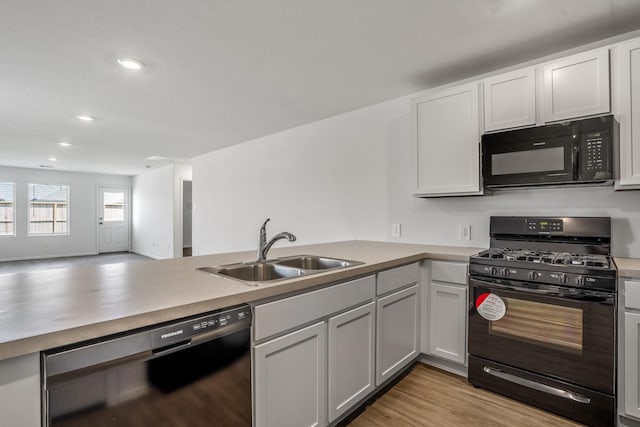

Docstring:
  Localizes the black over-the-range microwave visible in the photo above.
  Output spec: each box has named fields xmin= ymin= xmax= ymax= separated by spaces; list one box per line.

xmin=481 ymin=115 xmax=614 ymax=189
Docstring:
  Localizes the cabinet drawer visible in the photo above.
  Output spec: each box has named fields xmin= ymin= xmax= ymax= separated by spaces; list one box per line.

xmin=625 ymin=280 xmax=640 ymax=309
xmin=431 ymin=261 xmax=468 ymax=285
xmin=254 ymin=275 xmax=375 ymax=341
xmin=377 ymin=263 xmax=419 ymax=295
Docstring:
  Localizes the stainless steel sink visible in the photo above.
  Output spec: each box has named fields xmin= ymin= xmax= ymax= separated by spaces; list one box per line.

xmin=198 ymin=262 xmax=304 ymax=285
xmin=198 ymin=255 xmax=363 ymax=285
xmin=275 ymin=255 xmax=363 ymax=270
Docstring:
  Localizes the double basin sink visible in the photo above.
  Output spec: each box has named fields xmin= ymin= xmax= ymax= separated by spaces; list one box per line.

xmin=197 ymin=255 xmax=363 ymax=286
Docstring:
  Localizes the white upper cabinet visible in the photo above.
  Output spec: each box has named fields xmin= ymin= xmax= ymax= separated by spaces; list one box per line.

xmin=483 ymin=67 xmax=536 ymax=132
xmin=543 ymin=48 xmax=610 ymax=122
xmin=614 ymin=37 xmax=640 ymax=188
xmin=411 ymin=82 xmax=482 ymax=197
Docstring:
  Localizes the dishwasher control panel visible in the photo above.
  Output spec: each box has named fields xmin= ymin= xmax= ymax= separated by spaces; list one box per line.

xmin=150 ymin=305 xmax=251 ymax=348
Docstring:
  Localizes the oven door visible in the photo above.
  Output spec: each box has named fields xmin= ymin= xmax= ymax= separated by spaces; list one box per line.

xmin=482 ymin=135 xmax=576 ymax=187
xmin=468 ymin=276 xmax=615 ymax=394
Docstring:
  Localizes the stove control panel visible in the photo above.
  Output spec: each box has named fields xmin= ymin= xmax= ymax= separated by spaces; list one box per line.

xmin=469 ymin=263 xmax=616 ymax=292
xmin=526 ymin=218 xmax=563 ymax=233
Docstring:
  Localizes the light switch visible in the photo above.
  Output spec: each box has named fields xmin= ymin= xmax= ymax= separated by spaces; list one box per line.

xmin=391 ymin=223 xmax=401 ymax=237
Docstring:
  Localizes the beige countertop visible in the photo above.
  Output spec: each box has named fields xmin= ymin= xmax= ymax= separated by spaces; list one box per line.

xmin=0 ymin=240 xmax=481 ymax=361
xmin=614 ymin=257 xmax=640 ymax=278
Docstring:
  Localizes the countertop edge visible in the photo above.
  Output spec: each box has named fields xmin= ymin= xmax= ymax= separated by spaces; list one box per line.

xmin=0 ymin=248 xmax=476 ymax=361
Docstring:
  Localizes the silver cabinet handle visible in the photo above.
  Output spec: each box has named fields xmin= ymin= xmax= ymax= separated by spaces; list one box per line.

xmin=483 ymin=366 xmax=591 ymax=404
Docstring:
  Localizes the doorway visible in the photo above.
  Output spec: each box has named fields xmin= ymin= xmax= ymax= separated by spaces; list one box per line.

xmin=97 ymin=186 xmax=130 ymax=253
xmin=183 ymin=181 xmax=192 ymax=257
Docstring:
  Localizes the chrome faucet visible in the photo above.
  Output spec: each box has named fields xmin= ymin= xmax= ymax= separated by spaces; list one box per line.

xmin=257 ymin=218 xmax=296 ymax=262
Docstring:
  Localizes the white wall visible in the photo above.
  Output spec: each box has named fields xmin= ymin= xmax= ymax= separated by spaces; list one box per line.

xmin=131 ymin=165 xmax=175 ymax=259
xmin=0 ymin=166 xmax=130 ymax=261
xmin=132 ymin=161 xmax=193 ymax=259
xmin=192 ymin=102 xmax=390 ymax=255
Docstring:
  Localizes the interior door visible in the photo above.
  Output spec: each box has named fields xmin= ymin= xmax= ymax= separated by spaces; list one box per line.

xmin=98 ymin=186 xmax=130 ymax=253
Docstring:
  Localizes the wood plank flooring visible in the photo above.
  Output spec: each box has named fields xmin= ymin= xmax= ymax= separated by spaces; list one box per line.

xmin=348 ymin=364 xmax=583 ymax=427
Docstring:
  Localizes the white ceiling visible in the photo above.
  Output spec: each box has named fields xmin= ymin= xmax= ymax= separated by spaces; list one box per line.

xmin=2 ymin=0 xmax=640 ymax=176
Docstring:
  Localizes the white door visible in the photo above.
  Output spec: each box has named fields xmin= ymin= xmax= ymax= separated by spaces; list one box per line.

xmin=429 ymin=282 xmax=467 ymax=364
xmin=98 ymin=186 xmax=130 ymax=253
xmin=411 ymin=82 xmax=482 ymax=196
xmin=625 ymin=312 xmax=640 ymax=418
xmin=543 ymin=47 xmax=610 ymax=122
xmin=615 ymin=37 xmax=640 ymax=188
xmin=254 ymin=322 xmax=327 ymax=427
xmin=375 ymin=284 xmax=419 ymax=386
xmin=327 ymin=301 xmax=375 ymax=422
xmin=483 ymin=67 xmax=537 ymax=132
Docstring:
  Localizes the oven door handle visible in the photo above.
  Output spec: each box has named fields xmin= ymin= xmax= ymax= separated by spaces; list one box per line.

xmin=483 ymin=366 xmax=591 ymax=404
xmin=470 ymin=277 xmax=614 ymax=301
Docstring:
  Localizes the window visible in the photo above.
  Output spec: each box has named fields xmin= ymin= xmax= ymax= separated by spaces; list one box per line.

xmin=28 ymin=184 xmax=70 ymax=235
xmin=0 ymin=182 xmax=15 ymax=236
xmin=103 ymin=192 xmax=125 ymax=222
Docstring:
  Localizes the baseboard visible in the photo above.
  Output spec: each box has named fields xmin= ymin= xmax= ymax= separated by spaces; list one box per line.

xmin=0 ymin=252 xmax=98 ymax=263
xmin=418 ymin=354 xmax=468 ymax=378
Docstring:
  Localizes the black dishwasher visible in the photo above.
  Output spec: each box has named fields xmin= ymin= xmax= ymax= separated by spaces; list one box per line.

xmin=42 ymin=305 xmax=252 ymax=427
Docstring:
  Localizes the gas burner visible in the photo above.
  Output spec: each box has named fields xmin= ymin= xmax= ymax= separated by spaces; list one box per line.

xmin=475 ymin=249 xmax=611 ymax=270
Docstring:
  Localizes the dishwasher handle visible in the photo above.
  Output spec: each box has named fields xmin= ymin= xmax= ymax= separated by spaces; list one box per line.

xmin=44 ymin=306 xmax=252 ymax=386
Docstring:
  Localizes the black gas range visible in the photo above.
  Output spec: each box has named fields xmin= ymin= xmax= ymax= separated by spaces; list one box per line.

xmin=468 ymin=216 xmax=617 ymax=427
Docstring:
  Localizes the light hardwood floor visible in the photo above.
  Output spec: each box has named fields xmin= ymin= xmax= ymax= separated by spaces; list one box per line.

xmin=348 ymin=364 xmax=583 ymax=427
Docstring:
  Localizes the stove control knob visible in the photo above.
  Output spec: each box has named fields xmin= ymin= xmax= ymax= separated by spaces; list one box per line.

xmin=557 ymin=273 xmax=567 ymax=284
xmin=500 ymin=268 xmax=510 ymax=277
xmin=575 ymin=276 xmax=585 ymax=286
xmin=488 ymin=267 xmax=498 ymax=276
xmin=527 ymin=271 xmax=540 ymax=280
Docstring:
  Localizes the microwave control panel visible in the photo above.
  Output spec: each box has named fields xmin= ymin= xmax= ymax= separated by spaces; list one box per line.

xmin=580 ymin=129 xmax=611 ymax=181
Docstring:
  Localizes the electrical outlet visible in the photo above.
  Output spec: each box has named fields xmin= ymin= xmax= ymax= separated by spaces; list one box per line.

xmin=391 ymin=223 xmax=401 ymax=237
xmin=459 ymin=225 xmax=471 ymax=241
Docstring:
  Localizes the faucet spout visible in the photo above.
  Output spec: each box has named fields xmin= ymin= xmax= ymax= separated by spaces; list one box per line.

xmin=257 ymin=219 xmax=296 ymax=262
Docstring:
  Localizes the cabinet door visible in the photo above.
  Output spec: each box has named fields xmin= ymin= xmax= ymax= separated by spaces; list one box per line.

xmin=254 ymin=322 xmax=327 ymax=427
xmin=376 ymin=284 xmax=419 ymax=386
xmin=625 ymin=312 xmax=640 ymax=419
xmin=543 ymin=48 xmax=610 ymax=122
xmin=429 ymin=282 xmax=467 ymax=364
xmin=327 ymin=302 xmax=375 ymax=422
xmin=411 ymin=83 xmax=482 ymax=196
xmin=616 ymin=38 xmax=640 ymax=188
xmin=483 ymin=67 xmax=536 ymax=131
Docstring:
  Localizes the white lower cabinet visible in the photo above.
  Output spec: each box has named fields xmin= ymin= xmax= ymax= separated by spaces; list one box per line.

xmin=375 ymin=284 xmax=420 ymax=386
xmin=625 ymin=312 xmax=640 ymax=419
xmin=254 ymin=322 xmax=327 ymax=427
xmin=429 ymin=282 xmax=467 ymax=364
xmin=327 ymin=302 xmax=376 ymax=422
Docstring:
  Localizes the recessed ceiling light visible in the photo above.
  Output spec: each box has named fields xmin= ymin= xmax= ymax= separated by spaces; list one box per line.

xmin=117 ymin=57 xmax=144 ymax=70
xmin=58 ymin=141 xmax=72 ymax=147
xmin=76 ymin=115 xmax=94 ymax=122
xmin=48 ymin=157 xmax=57 ymax=162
